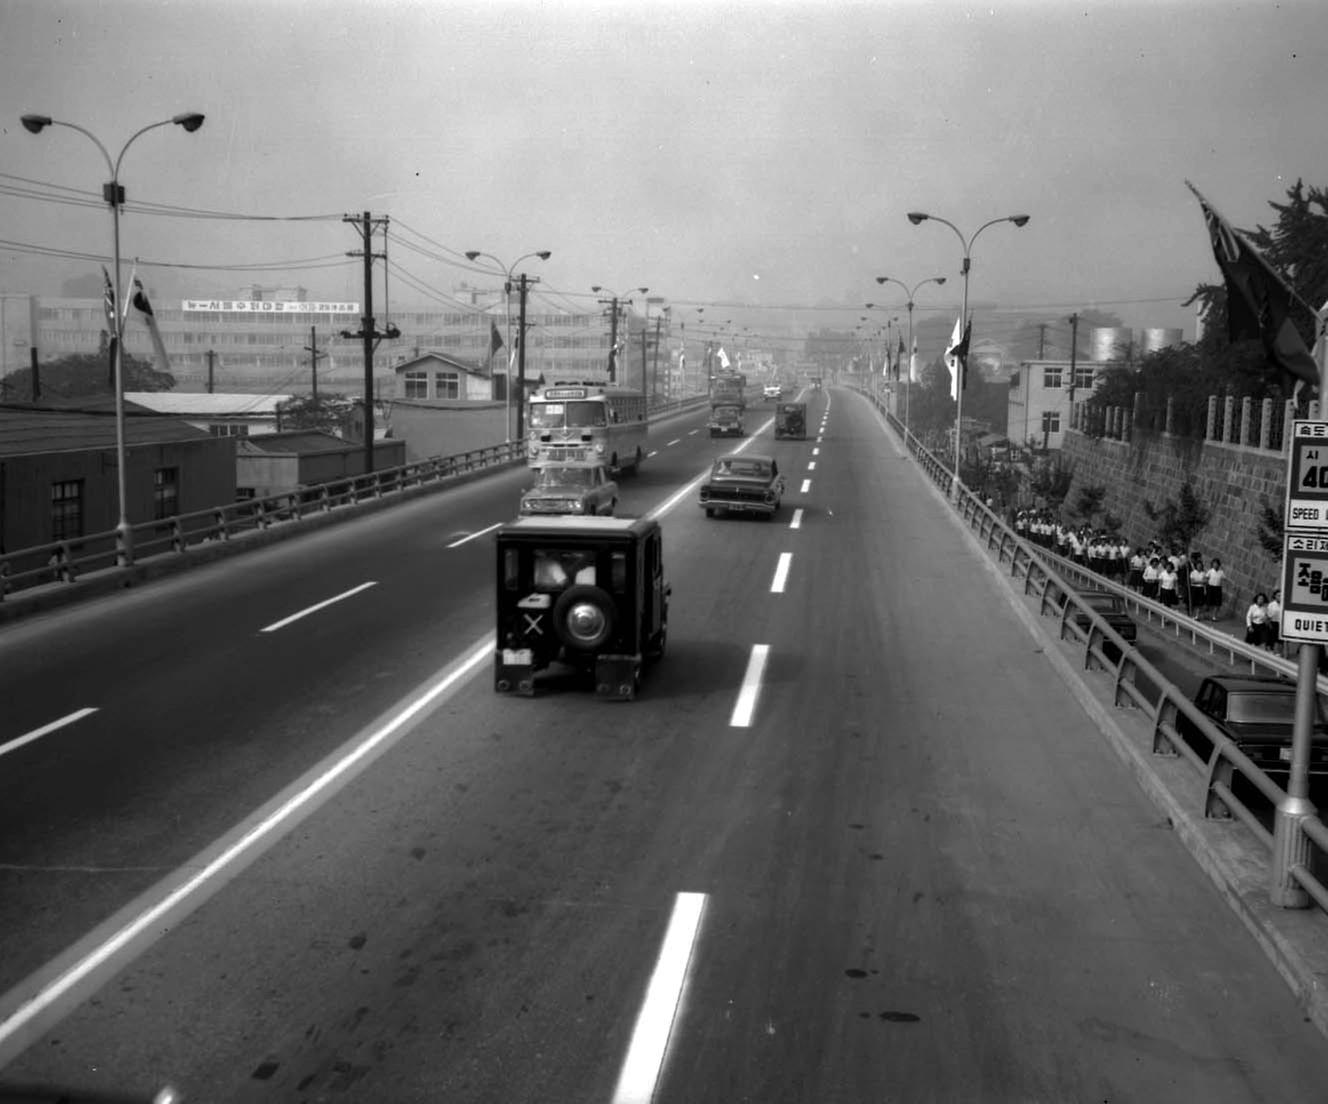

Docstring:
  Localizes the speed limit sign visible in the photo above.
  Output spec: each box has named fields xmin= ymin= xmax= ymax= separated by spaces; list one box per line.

xmin=1285 ymin=422 xmax=1328 ymax=530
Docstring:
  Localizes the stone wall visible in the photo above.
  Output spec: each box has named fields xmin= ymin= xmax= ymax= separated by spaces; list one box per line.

xmin=1060 ymin=429 xmax=1287 ymax=611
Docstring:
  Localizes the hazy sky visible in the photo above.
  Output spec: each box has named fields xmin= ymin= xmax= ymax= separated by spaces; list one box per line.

xmin=3 ymin=0 xmax=1326 ymax=352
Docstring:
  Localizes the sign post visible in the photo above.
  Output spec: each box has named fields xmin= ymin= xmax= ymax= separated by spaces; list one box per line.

xmin=1272 ymin=420 xmax=1328 ymax=907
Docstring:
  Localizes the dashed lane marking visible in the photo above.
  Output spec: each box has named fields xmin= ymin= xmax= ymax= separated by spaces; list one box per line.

xmin=729 ymin=644 xmax=770 ymax=727
xmin=800 ymin=479 xmax=811 ymax=494
xmin=259 ymin=582 xmax=378 ymax=633
xmin=771 ymin=553 xmax=792 ymax=593
xmin=790 ymin=508 xmax=803 ymax=530
xmin=446 ymin=522 xmax=503 ymax=549
xmin=0 ymin=708 xmax=99 ymax=761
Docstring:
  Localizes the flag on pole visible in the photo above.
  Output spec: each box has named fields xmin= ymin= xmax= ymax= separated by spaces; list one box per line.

xmin=101 ymin=266 xmax=116 ymax=334
xmin=944 ymin=315 xmax=964 ymax=399
xmin=489 ymin=320 xmax=504 ymax=356
xmin=1186 ymin=180 xmax=1319 ymax=394
xmin=717 ymin=346 xmax=730 ymax=370
xmin=895 ymin=335 xmax=906 ymax=381
xmin=129 ymin=275 xmax=172 ymax=375
xmin=909 ymin=337 xmax=918 ymax=383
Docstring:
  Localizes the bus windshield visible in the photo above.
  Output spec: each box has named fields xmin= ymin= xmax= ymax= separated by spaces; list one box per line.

xmin=529 ymin=401 xmax=608 ymax=429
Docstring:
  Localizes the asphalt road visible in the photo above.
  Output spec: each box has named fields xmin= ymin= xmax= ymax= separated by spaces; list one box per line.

xmin=2 ymin=390 xmax=1327 ymax=1102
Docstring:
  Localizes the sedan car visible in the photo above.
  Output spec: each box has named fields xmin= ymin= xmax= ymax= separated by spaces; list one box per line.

xmin=763 ymin=383 xmax=783 ymax=400
xmin=1061 ymin=588 xmax=1137 ymax=643
xmin=1174 ymin=674 xmax=1328 ymax=775
xmin=699 ymin=453 xmax=786 ymax=519
xmin=519 ymin=465 xmax=618 ymax=517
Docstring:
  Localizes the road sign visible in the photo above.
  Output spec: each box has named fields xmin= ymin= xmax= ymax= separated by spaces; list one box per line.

xmin=1281 ymin=535 xmax=1328 ymax=643
xmin=1285 ymin=421 xmax=1328 ymax=530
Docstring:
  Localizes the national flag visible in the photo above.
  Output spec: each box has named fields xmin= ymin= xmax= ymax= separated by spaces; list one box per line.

xmin=489 ymin=320 xmax=504 ymax=356
xmin=101 ymin=266 xmax=116 ymax=334
xmin=944 ymin=315 xmax=965 ymax=399
xmin=895 ymin=335 xmax=906 ymax=381
xmin=1186 ymin=180 xmax=1319 ymax=393
xmin=908 ymin=337 xmax=919 ymax=383
xmin=717 ymin=346 xmax=731 ymax=370
xmin=130 ymin=276 xmax=172 ymax=375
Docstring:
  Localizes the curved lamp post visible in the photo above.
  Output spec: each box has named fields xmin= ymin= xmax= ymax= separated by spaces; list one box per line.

xmin=907 ymin=211 xmax=1029 ymax=490
xmin=591 ymin=285 xmax=648 ymax=387
xmin=465 ymin=249 xmax=550 ymax=438
xmin=874 ymin=274 xmax=947 ymax=440
xmin=21 ymin=111 xmax=205 ymax=566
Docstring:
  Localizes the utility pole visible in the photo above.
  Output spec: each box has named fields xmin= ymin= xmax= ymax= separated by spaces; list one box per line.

xmin=341 ymin=211 xmax=399 ymax=476
xmin=303 ymin=325 xmax=325 ymax=403
xmin=605 ymin=298 xmax=621 ymax=382
xmin=1067 ymin=312 xmax=1080 ymax=411
xmin=652 ymin=314 xmax=663 ymax=401
xmin=205 ymin=349 xmax=216 ymax=394
xmin=515 ymin=271 xmax=539 ymax=439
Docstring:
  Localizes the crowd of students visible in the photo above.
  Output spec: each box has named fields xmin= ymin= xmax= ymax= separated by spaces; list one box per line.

xmin=1012 ymin=510 xmax=1284 ymax=652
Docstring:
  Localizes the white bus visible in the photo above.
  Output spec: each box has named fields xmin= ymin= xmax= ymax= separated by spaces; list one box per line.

xmin=526 ymin=381 xmax=649 ymax=474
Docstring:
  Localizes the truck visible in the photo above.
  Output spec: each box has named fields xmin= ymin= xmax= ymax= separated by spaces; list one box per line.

xmin=709 ymin=371 xmax=747 ymax=437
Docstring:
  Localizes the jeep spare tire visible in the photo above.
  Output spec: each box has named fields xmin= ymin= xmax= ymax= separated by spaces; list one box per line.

xmin=553 ymin=585 xmax=616 ymax=651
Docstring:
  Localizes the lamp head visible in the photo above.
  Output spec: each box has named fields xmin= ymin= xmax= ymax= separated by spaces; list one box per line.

xmin=637 ymin=287 xmax=649 ymax=294
xmin=464 ymin=251 xmax=481 ymax=261
xmin=20 ymin=114 xmax=51 ymax=134
xmin=591 ymin=285 xmax=603 ymax=293
xmin=875 ymin=276 xmax=888 ymax=285
xmin=907 ymin=212 xmax=929 ymax=225
xmin=935 ymin=276 xmax=947 ymax=286
xmin=865 ymin=303 xmax=875 ymax=309
xmin=1010 ymin=214 xmax=1031 ymax=227
xmin=173 ymin=112 xmax=205 ymax=133
xmin=535 ymin=251 xmax=551 ymax=260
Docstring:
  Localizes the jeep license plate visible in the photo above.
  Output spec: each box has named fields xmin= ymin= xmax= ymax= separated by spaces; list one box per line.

xmin=502 ymin=648 xmax=533 ymax=665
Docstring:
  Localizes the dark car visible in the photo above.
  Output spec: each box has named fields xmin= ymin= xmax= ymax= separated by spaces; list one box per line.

xmin=519 ymin=464 xmax=618 ymax=517
xmin=493 ymin=516 xmax=668 ymax=700
xmin=708 ymin=404 xmax=745 ymax=437
xmin=1062 ymin=587 xmax=1137 ymax=643
xmin=1174 ymin=674 xmax=1328 ymax=775
xmin=699 ymin=453 xmax=786 ymax=519
xmin=774 ymin=402 xmax=806 ymax=440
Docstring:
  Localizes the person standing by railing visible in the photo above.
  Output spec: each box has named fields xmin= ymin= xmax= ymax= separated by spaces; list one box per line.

xmin=1265 ymin=589 xmax=1282 ymax=654
xmin=1203 ymin=558 xmax=1225 ymax=622
xmin=1143 ymin=555 xmax=1161 ymax=600
xmin=1245 ymin=592 xmax=1270 ymax=647
xmin=1158 ymin=559 xmax=1179 ymax=608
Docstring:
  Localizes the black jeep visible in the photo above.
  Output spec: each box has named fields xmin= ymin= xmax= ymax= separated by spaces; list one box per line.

xmin=494 ymin=516 xmax=669 ymax=700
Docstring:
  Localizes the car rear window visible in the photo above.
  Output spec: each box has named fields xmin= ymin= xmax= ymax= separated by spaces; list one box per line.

xmin=1227 ymin=691 xmax=1298 ymax=725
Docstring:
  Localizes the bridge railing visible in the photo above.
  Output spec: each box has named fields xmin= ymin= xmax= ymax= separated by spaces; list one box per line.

xmin=0 ymin=394 xmax=711 ymax=604
xmin=860 ymin=386 xmax=1328 ymax=917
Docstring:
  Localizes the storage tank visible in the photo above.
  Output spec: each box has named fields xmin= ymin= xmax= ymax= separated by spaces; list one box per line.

xmin=1089 ymin=326 xmax=1132 ymax=361
xmin=1138 ymin=327 xmax=1183 ymax=354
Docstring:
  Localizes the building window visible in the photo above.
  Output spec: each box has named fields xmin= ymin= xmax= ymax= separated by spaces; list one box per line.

xmin=1041 ymin=411 xmax=1061 ymax=434
xmin=1042 ymin=366 xmax=1063 ymax=388
xmin=435 ymin=371 xmax=460 ymax=399
xmin=404 ymin=370 xmax=428 ymax=398
xmin=154 ymin=467 xmax=179 ymax=519
xmin=1073 ymin=365 xmax=1095 ymax=391
xmin=51 ymin=479 xmax=83 ymax=542
xmin=208 ymin=424 xmax=249 ymax=437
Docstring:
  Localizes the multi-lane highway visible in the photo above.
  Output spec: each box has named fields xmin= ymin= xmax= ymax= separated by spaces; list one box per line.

xmin=3 ymin=388 xmax=1328 ymax=1101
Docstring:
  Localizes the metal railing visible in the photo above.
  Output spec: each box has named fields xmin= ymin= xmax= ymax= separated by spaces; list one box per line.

xmin=0 ymin=392 xmax=713 ymax=603
xmin=860 ymin=386 xmax=1328 ymax=916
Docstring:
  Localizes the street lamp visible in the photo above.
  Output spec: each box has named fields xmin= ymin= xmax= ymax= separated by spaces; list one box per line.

xmin=907 ymin=211 xmax=1029 ymax=491
xmin=874 ymin=274 xmax=947 ymax=441
xmin=465 ymin=249 xmax=551 ymax=439
xmin=591 ymin=285 xmax=648 ymax=387
xmin=22 ymin=111 xmax=206 ymax=566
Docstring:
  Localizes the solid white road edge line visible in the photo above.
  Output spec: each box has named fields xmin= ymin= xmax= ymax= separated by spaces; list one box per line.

xmin=729 ymin=644 xmax=770 ymax=727
xmin=446 ymin=522 xmax=503 ymax=549
xmin=0 ymin=708 xmax=99 ymax=761
xmin=611 ymin=891 xmax=708 ymax=1104
xmin=771 ymin=553 xmax=792 ymax=593
xmin=259 ymin=581 xmax=379 ymax=633
xmin=0 ymin=636 xmax=495 ymax=1066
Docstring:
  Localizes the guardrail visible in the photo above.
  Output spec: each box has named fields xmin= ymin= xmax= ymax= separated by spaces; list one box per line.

xmin=859 ymin=385 xmax=1328 ymax=916
xmin=0 ymin=393 xmax=712 ymax=604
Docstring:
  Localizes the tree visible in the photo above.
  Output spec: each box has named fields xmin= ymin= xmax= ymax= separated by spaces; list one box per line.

xmin=1028 ymin=455 xmax=1074 ymax=510
xmin=0 ymin=350 xmax=174 ymax=402
xmin=1144 ymin=481 xmax=1211 ymax=551
xmin=275 ymin=393 xmax=357 ymax=436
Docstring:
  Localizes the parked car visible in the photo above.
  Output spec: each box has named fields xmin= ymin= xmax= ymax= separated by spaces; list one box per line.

xmin=1061 ymin=587 xmax=1138 ymax=643
xmin=519 ymin=465 xmax=617 ymax=517
xmin=1174 ymin=674 xmax=1328 ymax=775
xmin=493 ymin=516 xmax=669 ymax=700
xmin=699 ymin=453 xmax=785 ymax=519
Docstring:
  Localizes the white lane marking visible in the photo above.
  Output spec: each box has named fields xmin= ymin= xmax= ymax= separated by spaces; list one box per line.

xmin=259 ymin=581 xmax=378 ymax=633
xmin=807 ymin=461 xmax=816 ymax=471
xmin=648 ymin=450 xmax=659 ymax=458
xmin=611 ymin=892 xmax=708 ymax=1104
xmin=730 ymin=644 xmax=770 ymax=727
xmin=800 ymin=479 xmax=811 ymax=493
xmin=812 ymin=447 xmax=820 ymax=456
xmin=790 ymin=508 xmax=803 ymax=530
xmin=446 ymin=522 xmax=503 ymax=549
xmin=816 ymin=436 xmax=824 ymax=443
xmin=667 ymin=438 xmax=681 ymax=447
xmin=688 ymin=429 xmax=699 ymax=436
xmin=0 ymin=638 xmax=495 ymax=1063
xmin=771 ymin=553 xmax=792 ymax=593
xmin=0 ymin=708 xmax=99 ymax=761
xmin=647 ymin=421 xmax=773 ymax=520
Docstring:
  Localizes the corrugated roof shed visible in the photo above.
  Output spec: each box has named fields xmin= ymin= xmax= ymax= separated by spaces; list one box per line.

xmin=0 ymin=397 xmax=214 ymax=458
xmin=124 ymin=392 xmax=292 ymax=416
xmin=236 ymin=430 xmax=353 ymax=455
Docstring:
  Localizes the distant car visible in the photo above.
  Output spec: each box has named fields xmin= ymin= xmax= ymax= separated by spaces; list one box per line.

xmin=699 ymin=453 xmax=786 ymax=519
xmin=519 ymin=465 xmax=618 ymax=517
xmin=708 ymin=404 xmax=746 ymax=437
xmin=1061 ymin=587 xmax=1138 ymax=643
xmin=774 ymin=401 xmax=806 ymax=440
xmin=1174 ymin=674 xmax=1328 ymax=775
xmin=763 ymin=383 xmax=782 ymax=400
